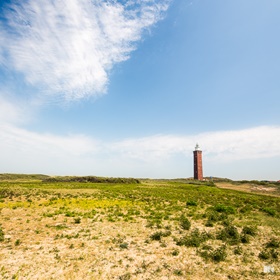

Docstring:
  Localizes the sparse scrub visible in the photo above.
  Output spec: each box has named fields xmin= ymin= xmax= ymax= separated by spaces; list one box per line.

xmin=258 ymin=249 xmax=273 ymax=260
xmin=211 ymin=245 xmax=227 ymax=262
xmin=0 ymin=175 xmax=280 ymax=279
xmin=262 ymin=207 xmax=276 ymax=216
xmin=119 ymin=242 xmax=129 ymax=249
xmin=266 ymin=238 xmax=280 ymax=248
xmin=240 ymin=233 xmax=250 ymax=244
xmin=0 ymin=226 xmax=4 ymax=242
xmin=14 ymin=239 xmax=21 ymax=246
xmin=241 ymin=226 xmax=257 ymax=236
xmin=214 ymin=204 xmax=235 ymax=214
xmin=171 ymin=248 xmax=179 ymax=256
xmin=150 ymin=231 xmax=164 ymax=241
xmin=216 ymin=225 xmax=240 ymax=245
xmin=176 ymin=228 xmax=211 ymax=247
xmin=179 ymin=216 xmax=191 ymax=230
xmin=173 ymin=269 xmax=183 ymax=276
xmin=234 ymin=246 xmax=242 ymax=255
xmin=119 ymin=273 xmax=131 ymax=280
xmin=186 ymin=200 xmax=197 ymax=207
xmin=74 ymin=217 xmax=81 ymax=224
xmin=199 ymin=245 xmax=227 ymax=262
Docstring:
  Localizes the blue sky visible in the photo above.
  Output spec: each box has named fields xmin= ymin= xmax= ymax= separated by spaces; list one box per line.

xmin=0 ymin=0 xmax=280 ymax=180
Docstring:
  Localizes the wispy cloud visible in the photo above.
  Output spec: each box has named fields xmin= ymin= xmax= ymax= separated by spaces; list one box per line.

xmin=0 ymin=0 xmax=170 ymax=101
xmin=0 ymin=0 xmax=169 ymax=100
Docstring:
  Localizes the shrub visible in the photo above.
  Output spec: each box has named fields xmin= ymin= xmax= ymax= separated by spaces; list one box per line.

xmin=205 ymin=210 xmax=229 ymax=226
xmin=234 ymin=246 xmax=242 ymax=255
xmin=214 ymin=204 xmax=235 ymax=214
xmin=262 ymin=207 xmax=276 ymax=217
xmin=266 ymin=238 xmax=280 ymax=248
xmin=180 ymin=216 xmax=191 ymax=230
xmin=150 ymin=231 xmax=163 ymax=241
xmin=205 ymin=220 xmax=214 ymax=227
xmin=211 ymin=245 xmax=227 ymax=262
xmin=259 ymin=249 xmax=270 ymax=260
xmin=241 ymin=226 xmax=257 ymax=236
xmin=240 ymin=234 xmax=250 ymax=244
xmin=217 ymin=225 xmax=240 ymax=245
xmin=74 ymin=217 xmax=81 ymax=224
xmin=186 ymin=200 xmax=197 ymax=207
xmin=172 ymin=249 xmax=179 ymax=256
xmin=162 ymin=230 xmax=171 ymax=237
xmin=119 ymin=242 xmax=129 ymax=249
xmin=176 ymin=228 xmax=210 ymax=247
xmin=199 ymin=245 xmax=227 ymax=262
xmin=259 ymin=248 xmax=279 ymax=261
xmin=206 ymin=211 xmax=219 ymax=222
xmin=271 ymin=249 xmax=279 ymax=260
xmin=173 ymin=269 xmax=183 ymax=276
xmin=0 ymin=226 xmax=4 ymax=242
xmin=15 ymin=239 xmax=21 ymax=246
xmin=239 ymin=205 xmax=252 ymax=214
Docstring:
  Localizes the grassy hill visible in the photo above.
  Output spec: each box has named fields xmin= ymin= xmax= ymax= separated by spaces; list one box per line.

xmin=0 ymin=175 xmax=279 ymax=279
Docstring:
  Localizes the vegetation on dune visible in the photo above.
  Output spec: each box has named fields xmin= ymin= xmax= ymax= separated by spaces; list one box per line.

xmin=0 ymin=174 xmax=280 ymax=279
xmin=0 ymin=173 xmax=49 ymax=181
xmin=43 ymin=175 xmax=140 ymax=184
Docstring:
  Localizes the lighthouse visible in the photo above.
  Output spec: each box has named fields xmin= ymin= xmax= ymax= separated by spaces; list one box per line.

xmin=193 ymin=144 xmax=203 ymax=180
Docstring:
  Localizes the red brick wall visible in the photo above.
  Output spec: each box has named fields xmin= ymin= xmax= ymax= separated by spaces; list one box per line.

xmin=193 ymin=150 xmax=203 ymax=180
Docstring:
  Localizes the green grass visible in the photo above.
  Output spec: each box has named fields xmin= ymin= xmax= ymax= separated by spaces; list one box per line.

xmin=0 ymin=175 xmax=280 ymax=279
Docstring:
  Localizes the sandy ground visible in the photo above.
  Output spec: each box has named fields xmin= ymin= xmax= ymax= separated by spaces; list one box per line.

xmin=0 ymin=203 xmax=279 ymax=280
xmin=215 ymin=182 xmax=280 ymax=197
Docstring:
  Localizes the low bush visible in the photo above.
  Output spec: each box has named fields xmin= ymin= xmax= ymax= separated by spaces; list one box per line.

xmin=211 ymin=245 xmax=227 ymax=262
xmin=233 ymin=246 xmax=242 ymax=255
xmin=119 ymin=242 xmax=129 ymax=249
xmin=172 ymin=249 xmax=179 ymax=256
xmin=179 ymin=216 xmax=191 ymax=230
xmin=173 ymin=269 xmax=183 ymax=276
xmin=199 ymin=245 xmax=227 ymax=262
xmin=206 ymin=211 xmax=219 ymax=222
xmin=241 ymin=226 xmax=257 ymax=236
xmin=266 ymin=238 xmax=280 ymax=248
xmin=74 ymin=217 xmax=81 ymax=224
xmin=259 ymin=249 xmax=271 ymax=260
xmin=216 ymin=225 xmax=240 ymax=245
xmin=0 ymin=226 xmax=4 ymax=242
xmin=150 ymin=230 xmax=171 ymax=241
xmin=15 ymin=239 xmax=21 ymax=246
xmin=43 ymin=176 xmax=140 ymax=184
xmin=186 ymin=200 xmax=197 ymax=207
xmin=150 ymin=231 xmax=163 ymax=241
xmin=240 ymin=234 xmax=250 ymax=244
xmin=176 ymin=228 xmax=211 ymax=247
xmin=214 ymin=204 xmax=235 ymax=214
xmin=262 ymin=207 xmax=276 ymax=217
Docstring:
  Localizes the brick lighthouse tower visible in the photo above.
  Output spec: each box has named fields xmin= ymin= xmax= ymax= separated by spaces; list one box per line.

xmin=193 ymin=144 xmax=203 ymax=180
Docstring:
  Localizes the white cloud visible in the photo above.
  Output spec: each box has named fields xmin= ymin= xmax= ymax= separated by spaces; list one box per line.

xmin=0 ymin=0 xmax=170 ymax=101
xmin=0 ymin=123 xmax=279 ymax=178
xmin=1 ymin=122 xmax=279 ymax=165
xmin=0 ymin=123 xmax=98 ymax=157
xmin=109 ymin=126 xmax=280 ymax=162
xmin=0 ymin=94 xmax=30 ymax=125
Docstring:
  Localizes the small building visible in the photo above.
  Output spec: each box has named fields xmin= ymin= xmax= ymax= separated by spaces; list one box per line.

xmin=193 ymin=144 xmax=203 ymax=180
